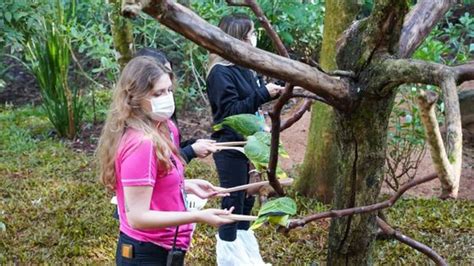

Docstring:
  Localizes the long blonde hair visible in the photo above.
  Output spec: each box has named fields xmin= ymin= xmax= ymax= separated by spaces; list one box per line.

xmin=96 ymin=56 xmax=182 ymax=191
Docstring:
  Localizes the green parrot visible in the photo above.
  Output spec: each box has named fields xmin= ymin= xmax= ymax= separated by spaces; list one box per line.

xmin=212 ymin=114 xmax=265 ymax=138
xmin=253 ymin=131 xmax=289 ymax=158
xmin=250 ymin=197 xmax=297 ymax=230
xmin=244 ymin=135 xmax=287 ymax=178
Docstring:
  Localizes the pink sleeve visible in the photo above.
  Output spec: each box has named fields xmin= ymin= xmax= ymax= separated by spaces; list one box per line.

xmin=120 ymin=138 xmax=157 ymax=186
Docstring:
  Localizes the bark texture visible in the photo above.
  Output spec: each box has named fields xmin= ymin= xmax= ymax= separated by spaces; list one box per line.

xmin=297 ymin=0 xmax=360 ymax=203
xmin=110 ymin=0 xmax=134 ymax=69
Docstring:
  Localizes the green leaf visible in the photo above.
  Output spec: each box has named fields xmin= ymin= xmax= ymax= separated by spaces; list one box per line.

xmin=280 ymin=31 xmax=294 ymax=44
xmin=5 ymin=11 xmax=12 ymax=22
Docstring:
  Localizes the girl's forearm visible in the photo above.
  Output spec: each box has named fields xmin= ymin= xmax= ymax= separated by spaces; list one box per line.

xmin=127 ymin=210 xmax=200 ymax=230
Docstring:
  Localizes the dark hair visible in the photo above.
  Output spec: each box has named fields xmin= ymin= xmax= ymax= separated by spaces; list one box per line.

xmin=218 ymin=13 xmax=253 ymax=41
xmin=134 ymin=48 xmax=172 ymax=69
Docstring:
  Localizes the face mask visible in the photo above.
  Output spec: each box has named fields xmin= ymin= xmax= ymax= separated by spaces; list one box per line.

xmin=149 ymin=93 xmax=175 ymax=121
xmin=250 ymin=35 xmax=257 ymax=47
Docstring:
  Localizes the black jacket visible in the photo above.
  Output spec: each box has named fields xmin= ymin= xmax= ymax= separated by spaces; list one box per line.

xmin=206 ymin=64 xmax=271 ymax=142
xmin=170 ymin=115 xmax=197 ymax=163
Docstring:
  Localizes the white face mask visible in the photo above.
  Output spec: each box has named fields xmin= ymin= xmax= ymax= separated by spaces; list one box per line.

xmin=250 ymin=35 xmax=257 ymax=47
xmin=149 ymin=93 xmax=175 ymax=121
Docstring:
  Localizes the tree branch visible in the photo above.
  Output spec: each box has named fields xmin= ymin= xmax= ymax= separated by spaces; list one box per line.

xmin=280 ymin=99 xmax=312 ymax=132
xmin=287 ymin=173 xmax=437 ymax=229
xmin=226 ymin=0 xmax=289 ymax=58
xmin=379 ymin=59 xmax=474 ymax=86
xmin=398 ymin=0 xmax=456 ymax=58
xmin=290 ymin=92 xmax=327 ymax=103
xmin=454 ymin=61 xmax=474 ymax=84
xmin=267 ymin=84 xmax=295 ymax=195
xmin=376 ymin=217 xmax=448 ymax=266
xmin=439 ymin=76 xmax=462 ymax=197
xmin=225 ymin=0 xmax=249 ymax=7
xmin=417 ymin=90 xmax=457 ymax=198
xmin=336 ymin=0 xmax=409 ymax=72
xmin=121 ymin=0 xmax=353 ymax=110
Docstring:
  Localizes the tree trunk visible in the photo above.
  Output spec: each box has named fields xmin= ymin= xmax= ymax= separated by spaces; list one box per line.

xmin=327 ymin=93 xmax=395 ymax=265
xmin=109 ymin=0 xmax=134 ymax=69
xmin=297 ymin=0 xmax=360 ymax=203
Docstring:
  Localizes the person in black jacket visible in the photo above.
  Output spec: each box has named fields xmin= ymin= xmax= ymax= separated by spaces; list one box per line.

xmin=206 ymin=13 xmax=284 ymax=265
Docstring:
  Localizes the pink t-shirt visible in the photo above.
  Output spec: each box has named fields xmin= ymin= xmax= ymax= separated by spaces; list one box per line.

xmin=115 ymin=120 xmax=193 ymax=250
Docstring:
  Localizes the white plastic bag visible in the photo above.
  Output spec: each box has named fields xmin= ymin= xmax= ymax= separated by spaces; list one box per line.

xmin=216 ymin=234 xmax=252 ymax=266
xmin=237 ymin=230 xmax=270 ymax=266
xmin=216 ymin=230 xmax=270 ymax=266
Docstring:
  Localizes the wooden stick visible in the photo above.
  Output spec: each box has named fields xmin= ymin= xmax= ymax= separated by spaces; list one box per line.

xmin=220 ymin=214 xmax=258 ymax=221
xmin=214 ymin=141 xmax=247 ymax=146
xmin=215 ymin=146 xmax=245 ymax=153
xmin=219 ymin=178 xmax=294 ymax=194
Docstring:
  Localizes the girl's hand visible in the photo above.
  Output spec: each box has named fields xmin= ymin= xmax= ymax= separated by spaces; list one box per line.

xmin=185 ymin=179 xmax=229 ymax=199
xmin=197 ymin=208 xmax=235 ymax=227
xmin=191 ymin=139 xmax=218 ymax=158
xmin=266 ymin=83 xmax=285 ymax=97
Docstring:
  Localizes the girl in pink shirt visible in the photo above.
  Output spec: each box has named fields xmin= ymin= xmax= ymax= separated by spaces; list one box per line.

xmin=96 ymin=56 xmax=233 ymax=265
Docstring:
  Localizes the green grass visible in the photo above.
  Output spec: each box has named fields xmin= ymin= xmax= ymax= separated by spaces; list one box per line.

xmin=1 ymin=105 xmax=473 ymax=264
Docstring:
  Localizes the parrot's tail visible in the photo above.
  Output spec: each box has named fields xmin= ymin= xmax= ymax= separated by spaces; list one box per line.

xmin=212 ymin=123 xmax=223 ymax=131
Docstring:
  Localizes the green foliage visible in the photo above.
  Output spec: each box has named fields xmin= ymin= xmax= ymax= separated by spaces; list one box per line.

xmin=256 ymin=0 xmax=325 ymax=58
xmin=24 ymin=1 xmax=84 ymax=139
xmin=83 ymin=88 xmax=113 ymax=123
xmin=386 ymin=85 xmax=427 ymax=191
xmin=0 ymin=0 xmax=55 ymax=53
xmin=414 ymin=11 xmax=473 ymax=64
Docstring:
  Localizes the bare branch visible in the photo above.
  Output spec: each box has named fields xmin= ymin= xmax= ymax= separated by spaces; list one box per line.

xmin=454 ymin=62 xmax=474 ymax=84
xmin=228 ymin=0 xmax=289 ymax=58
xmin=417 ymin=90 xmax=457 ymax=198
xmin=280 ymin=99 xmax=312 ymax=132
xmin=290 ymin=93 xmax=327 ymax=103
xmin=267 ymin=84 xmax=295 ymax=195
xmin=287 ymin=173 xmax=437 ymax=230
xmin=398 ymin=0 xmax=456 ymax=58
xmin=379 ymin=59 xmax=474 ymax=87
xmin=376 ymin=217 xmax=448 ymax=265
xmin=122 ymin=0 xmax=353 ymax=110
xmin=440 ymin=76 xmax=462 ymax=197
xmin=225 ymin=0 xmax=249 ymax=7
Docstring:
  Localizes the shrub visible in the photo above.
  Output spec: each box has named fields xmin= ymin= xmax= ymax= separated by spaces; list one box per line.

xmin=24 ymin=1 xmax=84 ymax=139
